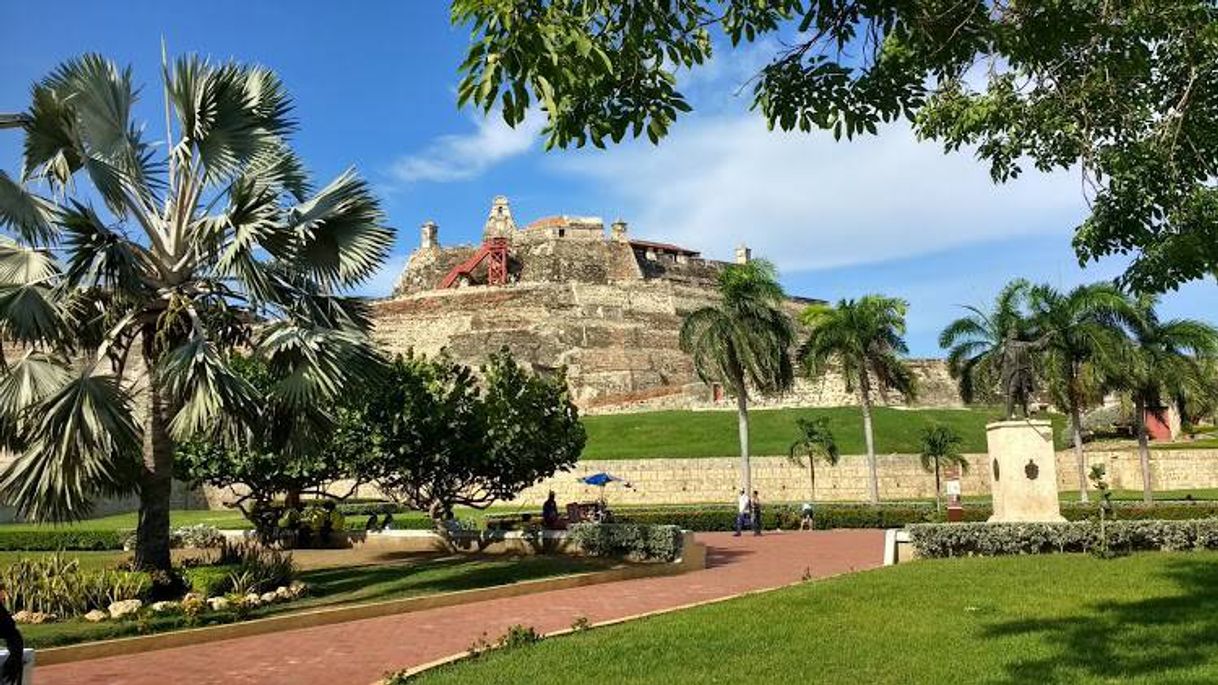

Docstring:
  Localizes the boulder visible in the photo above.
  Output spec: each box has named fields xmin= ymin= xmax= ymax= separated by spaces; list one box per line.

xmin=206 ymin=596 xmax=229 ymax=612
xmin=243 ymin=593 xmax=261 ymax=607
xmin=260 ymin=592 xmax=278 ymax=605
xmin=288 ymin=580 xmax=308 ymax=598
xmin=12 ymin=610 xmax=55 ymax=624
xmin=84 ymin=609 xmax=109 ymax=623
xmin=11 ymin=611 xmax=29 ymax=624
xmin=274 ymin=586 xmax=291 ymax=599
xmin=149 ymin=601 xmax=179 ymax=613
xmin=108 ymin=599 xmax=143 ymax=619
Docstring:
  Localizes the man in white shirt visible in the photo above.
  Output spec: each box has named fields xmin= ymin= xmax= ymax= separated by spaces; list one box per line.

xmin=734 ymin=489 xmax=751 ymax=537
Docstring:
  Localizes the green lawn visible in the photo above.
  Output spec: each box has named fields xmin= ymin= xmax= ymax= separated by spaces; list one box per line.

xmin=0 ymin=509 xmax=253 ymax=532
xmin=21 ymin=553 xmax=611 ymax=648
xmin=411 ymin=552 xmax=1218 ymax=684
xmin=581 ymin=406 xmax=1067 ymax=459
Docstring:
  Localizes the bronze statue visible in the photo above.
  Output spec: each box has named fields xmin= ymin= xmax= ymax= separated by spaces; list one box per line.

xmin=1000 ymin=330 xmax=1048 ymax=419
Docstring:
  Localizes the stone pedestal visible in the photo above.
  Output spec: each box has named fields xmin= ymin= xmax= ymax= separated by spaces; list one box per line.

xmin=986 ymin=420 xmax=1065 ymax=522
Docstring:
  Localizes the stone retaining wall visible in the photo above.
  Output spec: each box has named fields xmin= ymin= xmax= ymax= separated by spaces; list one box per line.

xmin=514 ymin=449 xmax=1218 ymax=506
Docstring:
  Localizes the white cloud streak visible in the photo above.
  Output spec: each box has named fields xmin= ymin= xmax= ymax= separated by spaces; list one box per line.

xmin=390 ymin=110 xmax=544 ymax=183
xmin=551 ymin=114 xmax=1087 ymax=272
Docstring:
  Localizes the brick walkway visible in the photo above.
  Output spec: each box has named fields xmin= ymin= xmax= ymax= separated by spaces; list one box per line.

xmin=38 ymin=530 xmax=884 ymax=685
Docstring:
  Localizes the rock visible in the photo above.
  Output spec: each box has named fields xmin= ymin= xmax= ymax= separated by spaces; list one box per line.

xmin=149 ymin=601 xmax=178 ymax=613
xmin=206 ymin=596 xmax=229 ymax=612
xmin=84 ymin=609 xmax=109 ymax=623
xmin=108 ymin=599 xmax=143 ymax=619
xmin=11 ymin=611 xmax=29 ymax=624
xmin=243 ymin=593 xmax=261 ymax=607
xmin=12 ymin=610 xmax=54 ymax=625
xmin=288 ymin=580 xmax=308 ymax=598
xmin=260 ymin=592 xmax=278 ymax=605
xmin=274 ymin=586 xmax=291 ymax=599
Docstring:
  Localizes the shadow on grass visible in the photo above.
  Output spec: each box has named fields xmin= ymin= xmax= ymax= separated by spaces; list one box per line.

xmin=981 ymin=557 xmax=1218 ymax=683
xmin=297 ymin=555 xmax=608 ymax=607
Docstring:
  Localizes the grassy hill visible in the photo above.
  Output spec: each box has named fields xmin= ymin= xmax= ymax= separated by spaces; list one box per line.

xmin=580 ymin=406 xmax=1067 ymax=459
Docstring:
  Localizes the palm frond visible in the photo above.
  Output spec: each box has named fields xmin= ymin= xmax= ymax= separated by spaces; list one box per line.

xmin=0 ymin=172 xmax=57 ymax=244
xmin=0 ymin=371 xmax=140 ymax=522
xmin=159 ymin=334 xmax=261 ymax=442
xmin=285 ymin=169 xmax=393 ymax=288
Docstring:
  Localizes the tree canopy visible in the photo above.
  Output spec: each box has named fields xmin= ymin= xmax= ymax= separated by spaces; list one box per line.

xmin=454 ymin=0 xmax=1218 ymax=291
xmin=361 ymin=348 xmax=585 ymax=518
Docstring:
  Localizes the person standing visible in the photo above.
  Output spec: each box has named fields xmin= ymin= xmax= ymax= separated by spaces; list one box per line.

xmin=734 ymin=489 xmax=751 ymax=537
xmin=542 ymin=491 xmax=561 ymax=529
xmin=0 ymin=585 xmax=24 ymax=685
xmin=751 ymin=490 xmax=763 ymax=536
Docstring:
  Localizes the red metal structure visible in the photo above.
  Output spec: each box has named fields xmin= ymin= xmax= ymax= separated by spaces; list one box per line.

xmin=438 ymin=237 xmax=510 ymax=289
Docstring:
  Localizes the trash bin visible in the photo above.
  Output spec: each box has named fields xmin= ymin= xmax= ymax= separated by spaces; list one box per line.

xmin=0 ymin=648 xmax=35 ymax=683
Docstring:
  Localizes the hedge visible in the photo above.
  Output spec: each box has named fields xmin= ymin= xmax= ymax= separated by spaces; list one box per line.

xmin=614 ymin=501 xmax=1218 ymax=531
xmin=568 ymin=523 xmax=683 ymax=562
xmin=0 ymin=529 xmax=128 ymax=551
xmin=908 ymin=519 xmax=1218 ymax=557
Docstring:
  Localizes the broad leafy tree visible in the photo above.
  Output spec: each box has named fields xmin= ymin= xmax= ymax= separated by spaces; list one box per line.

xmin=798 ymin=295 xmax=915 ymax=503
xmin=939 ymin=279 xmax=1034 ymax=405
xmin=175 ymin=356 xmax=378 ymax=540
xmin=362 ymin=348 xmax=584 ymax=520
xmin=679 ymin=260 xmax=794 ymax=494
xmin=453 ymin=0 xmax=1218 ymax=291
xmin=0 ymin=55 xmax=392 ymax=570
xmin=1109 ymin=296 xmax=1218 ymax=503
xmin=918 ymin=423 xmax=967 ymax=515
xmin=1028 ymin=283 xmax=1133 ymax=503
xmin=787 ymin=417 xmax=839 ymax=510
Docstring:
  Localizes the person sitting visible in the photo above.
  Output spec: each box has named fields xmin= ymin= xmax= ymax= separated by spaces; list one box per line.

xmin=365 ymin=513 xmax=380 ymax=532
xmin=381 ymin=513 xmax=395 ymax=531
xmin=800 ymin=502 xmax=815 ymax=531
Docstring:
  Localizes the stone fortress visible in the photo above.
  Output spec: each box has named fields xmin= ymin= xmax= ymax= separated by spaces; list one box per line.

xmin=373 ymin=196 xmax=959 ymax=413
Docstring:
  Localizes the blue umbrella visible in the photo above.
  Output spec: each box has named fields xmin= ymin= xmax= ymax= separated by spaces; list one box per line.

xmin=580 ymin=472 xmax=624 ymax=487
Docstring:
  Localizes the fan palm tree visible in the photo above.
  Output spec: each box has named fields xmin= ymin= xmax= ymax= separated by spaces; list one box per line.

xmin=679 ymin=259 xmax=794 ymax=494
xmin=787 ymin=417 xmax=839 ymax=512
xmin=798 ymin=295 xmax=916 ymax=503
xmin=939 ymin=279 xmax=1033 ymax=404
xmin=1028 ymin=283 xmax=1133 ymax=503
xmin=0 ymin=54 xmax=393 ymax=571
xmin=918 ymin=423 xmax=968 ymax=514
xmin=1111 ymin=295 xmax=1218 ymax=503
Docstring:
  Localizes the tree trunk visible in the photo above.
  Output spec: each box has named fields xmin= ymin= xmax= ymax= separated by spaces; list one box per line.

xmin=735 ymin=383 xmax=751 ymax=495
xmin=858 ymin=368 xmax=879 ymax=504
xmin=1070 ymin=403 xmax=1089 ymax=503
xmin=934 ymin=461 xmax=942 ymax=515
xmin=134 ymin=330 xmax=174 ymax=572
xmin=1135 ymin=394 xmax=1154 ymax=504
xmin=808 ymin=460 xmax=816 ymax=504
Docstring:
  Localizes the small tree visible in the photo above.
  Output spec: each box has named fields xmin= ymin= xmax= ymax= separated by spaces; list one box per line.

xmin=362 ymin=348 xmax=584 ymax=521
xmin=917 ymin=424 xmax=967 ymax=515
xmin=175 ymin=357 xmax=377 ymax=540
xmin=787 ymin=417 xmax=839 ymax=517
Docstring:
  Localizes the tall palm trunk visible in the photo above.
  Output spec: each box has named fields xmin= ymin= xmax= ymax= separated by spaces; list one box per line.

xmin=808 ymin=460 xmax=816 ymax=503
xmin=858 ymin=367 xmax=879 ymax=503
xmin=1070 ymin=402 xmax=1089 ymax=503
xmin=1134 ymin=394 xmax=1154 ymax=504
xmin=135 ymin=328 xmax=174 ymax=572
xmin=933 ymin=460 xmax=942 ymax=514
xmin=735 ymin=378 xmax=751 ymax=495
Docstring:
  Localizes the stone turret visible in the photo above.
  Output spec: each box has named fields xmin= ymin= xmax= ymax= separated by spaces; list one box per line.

xmin=611 ymin=219 xmax=628 ymax=242
xmin=420 ymin=220 xmax=439 ymax=250
xmin=735 ymin=243 xmax=752 ymax=264
xmin=482 ymin=195 xmax=517 ymax=241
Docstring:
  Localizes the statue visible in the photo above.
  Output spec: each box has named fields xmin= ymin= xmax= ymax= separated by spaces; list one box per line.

xmin=1000 ymin=330 xmax=1048 ymax=420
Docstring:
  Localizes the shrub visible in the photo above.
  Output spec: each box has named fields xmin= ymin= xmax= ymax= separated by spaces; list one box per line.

xmin=172 ymin=525 xmax=225 ymax=549
xmin=1 ymin=554 xmax=150 ymax=616
xmin=215 ymin=540 xmax=296 ymax=594
xmin=568 ymin=523 xmax=683 ymax=562
xmin=0 ymin=529 xmax=127 ymax=551
xmin=184 ymin=565 xmax=236 ymax=597
xmin=908 ymin=519 xmax=1218 ymax=557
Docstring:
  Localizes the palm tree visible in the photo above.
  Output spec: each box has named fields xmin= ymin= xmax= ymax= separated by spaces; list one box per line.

xmin=787 ymin=417 xmax=840 ymax=514
xmin=679 ymin=259 xmax=794 ymax=494
xmin=1111 ymin=295 xmax=1218 ymax=503
xmin=798 ymin=295 xmax=916 ymax=503
xmin=939 ymin=279 xmax=1033 ymax=404
xmin=1028 ymin=283 xmax=1133 ymax=503
xmin=0 ymin=54 xmax=392 ymax=570
xmin=918 ymin=423 xmax=968 ymax=514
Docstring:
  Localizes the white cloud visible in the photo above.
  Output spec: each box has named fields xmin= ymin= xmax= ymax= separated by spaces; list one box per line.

xmin=390 ymin=110 xmax=544 ymax=184
xmin=551 ymin=114 xmax=1087 ymax=272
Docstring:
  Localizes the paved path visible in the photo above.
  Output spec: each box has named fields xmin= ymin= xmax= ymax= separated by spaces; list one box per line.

xmin=38 ymin=530 xmax=884 ymax=685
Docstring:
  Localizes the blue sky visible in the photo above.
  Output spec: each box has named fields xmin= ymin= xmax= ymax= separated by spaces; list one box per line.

xmin=2 ymin=1 xmax=1214 ymax=356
